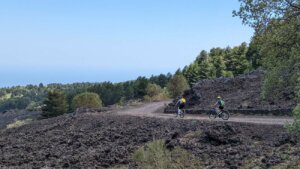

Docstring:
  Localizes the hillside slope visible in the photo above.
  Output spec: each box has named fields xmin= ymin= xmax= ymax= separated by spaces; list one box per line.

xmin=166 ymin=70 xmax=296 ymax=114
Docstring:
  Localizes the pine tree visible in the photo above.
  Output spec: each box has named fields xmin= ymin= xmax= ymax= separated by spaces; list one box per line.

xmin=224 ymin=43 xmax=251 ymax=76
xmin=198 ymin=58 xmax=215 ymax=79
xmin=42 ymin=90 xmax=68 ymax=118
xmin=195 ymin=50 xmax=208 ymax=64
xmin=183 ymin=63 xmax=201 ymax=86
xmin=167 ymin=74 xmax=189 ymax=98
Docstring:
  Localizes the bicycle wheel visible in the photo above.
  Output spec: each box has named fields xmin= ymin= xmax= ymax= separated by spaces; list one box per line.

xmin=180 ymin=110 xmax=185 ymax=118
xmin=209 ymin=112 xmax=216 ymax=119
xmin=221 ymin=111 xmax=229 ymax=120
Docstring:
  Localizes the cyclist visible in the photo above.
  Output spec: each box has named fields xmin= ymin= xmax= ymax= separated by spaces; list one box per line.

xmin=213 ymin=96 xmax=225 ymax=116
xmin=175 ymin=96 xmax=186 ymax=117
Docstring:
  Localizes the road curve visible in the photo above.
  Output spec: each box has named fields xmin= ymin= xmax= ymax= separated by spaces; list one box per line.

xmin=114 ymin=101 xmax=294 ymax=125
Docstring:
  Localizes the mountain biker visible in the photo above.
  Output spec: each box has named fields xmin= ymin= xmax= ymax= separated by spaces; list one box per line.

xmin=175 ymin=96 xmax=186 ymax=117
xmin=213 ymin=96 xmax=225 ymax=116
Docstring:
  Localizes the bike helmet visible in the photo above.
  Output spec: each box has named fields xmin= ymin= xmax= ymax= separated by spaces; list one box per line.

xmin=217 ymin=96 xmax=221 ymax=99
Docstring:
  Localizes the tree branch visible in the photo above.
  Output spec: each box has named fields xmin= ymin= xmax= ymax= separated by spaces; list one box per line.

xmin=285 ymin=0 xmax=300 ymax=11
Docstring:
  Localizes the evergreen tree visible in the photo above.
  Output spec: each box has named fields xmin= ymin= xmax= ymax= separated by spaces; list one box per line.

xmin=224 ymin=43 xmax=251 ymax=76
xmin=212 ymin=55 xmax=227 ymax=78
xmin=246 ymin=38 xmax=262 ymax=69
xmin=183 ymin=63 xmax=201 ymax=86
xmin=195 ymin=50 xmax=208 ymax=64
xmin=198 ymin=59 xmax=213 ymax=79
xmin=42 ymin=90 xmax=68 ymax=118
xmin=167 ymin=74 xmax=189 ymax=98
xmin=134 ymin=76 xmax=149 ymax=99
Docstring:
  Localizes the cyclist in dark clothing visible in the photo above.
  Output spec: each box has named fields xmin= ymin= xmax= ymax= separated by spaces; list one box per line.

xmin=175 ymin=96 xmax=186 ymax=117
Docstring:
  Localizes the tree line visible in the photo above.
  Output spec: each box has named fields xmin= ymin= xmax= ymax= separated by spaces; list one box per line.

xmin=180 ymin=42 xmax=254 ymax=86
xmin=0 ymin=41 xmax=260 ymax=114
xmin=0 ymin=73 xmax=189 ymax=113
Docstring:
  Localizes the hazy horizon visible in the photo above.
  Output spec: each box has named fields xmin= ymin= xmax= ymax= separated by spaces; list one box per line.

xmin=0 ymin=0 xmax=253 ymax=87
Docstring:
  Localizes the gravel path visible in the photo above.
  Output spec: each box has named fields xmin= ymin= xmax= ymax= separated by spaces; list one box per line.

xmin=115 ymin=101 xmax=294 ymax=125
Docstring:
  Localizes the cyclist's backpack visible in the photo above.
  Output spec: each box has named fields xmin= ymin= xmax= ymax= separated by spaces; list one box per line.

xmin=220 ymin=100 xmax=225 ymax=106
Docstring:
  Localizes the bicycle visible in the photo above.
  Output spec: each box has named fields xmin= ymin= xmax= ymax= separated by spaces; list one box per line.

xmin=209 ymin=108 xmax=230 ymax=120
xmin=176 ymin=108 xmax=185 ymax=118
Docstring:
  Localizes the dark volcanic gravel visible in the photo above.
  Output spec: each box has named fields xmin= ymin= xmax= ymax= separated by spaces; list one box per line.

xmin=0 ymin=114 xmax=299 ymax=168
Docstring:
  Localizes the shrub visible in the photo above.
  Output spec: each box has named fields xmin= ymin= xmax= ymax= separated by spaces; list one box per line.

xmin=132 ymin=140 xmax=202 ymax=169
xmin=72 ymin=92 xmax=102 ymax=110
xmin=287 ymin=104 xmax=300 ymax=134
xmin=146 ymin=83 xmax=163 ymax=97
xmin=287 ymin=79 xmax=300 ymax=134
xmin=144 ymin=84 xmax=170 ymax=102
xmin=7 ymin=119 xmax=32 ymax=129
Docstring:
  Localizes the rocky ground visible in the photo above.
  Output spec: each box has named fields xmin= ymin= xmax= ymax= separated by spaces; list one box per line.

xmin=0 ymin=113 xmax=299 ymax=169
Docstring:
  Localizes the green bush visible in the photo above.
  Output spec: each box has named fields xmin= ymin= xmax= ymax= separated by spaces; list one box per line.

xmin=146 ymin=83 xmax=163 ymax=97
xmin=287 ymin=104 xmax=300 ymax=134
xmin=132 ymin=140 xmax=202 ymax=169
xmin=7 ymin=119 xmax=32 ymax=129
xmin=287 ymin=78 xmax=300 ymax=134
xmin=72 ymin=92 xmax=102 ymax=109
xmin=144 ymin=84 xmax=169 ymax=102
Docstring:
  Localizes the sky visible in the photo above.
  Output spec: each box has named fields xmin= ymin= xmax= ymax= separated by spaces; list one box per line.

xmin=0 ymin=0 xmax=254 ymax=87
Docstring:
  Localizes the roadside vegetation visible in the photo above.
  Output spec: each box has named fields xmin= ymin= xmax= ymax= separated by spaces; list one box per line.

xmin=132 ymin=139 xmax=202 ymax=169
xmin=233 ymin=0 xmax=300 ymax=133
xmin=6 ymin=118 xmax=33 ymax=129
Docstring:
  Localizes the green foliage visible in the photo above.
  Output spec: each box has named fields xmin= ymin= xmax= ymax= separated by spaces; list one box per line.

xmin=287 ymin=104 xmax=300 ymax=134
xmin=0 ymin=73 xmax=173 ymax=112
xmin=149 ymin=73 xmax=172 ymax=88
xmin=144 ymin=84 xmax=169 ymax=102
xmin=183 ymin=63 xmax=201 ymax=86
xmin=235 ymin=0 xmax=300 ymax=97
xmin=167 ymin=74 xmax=189 ymax=98
xmin=246 ymin=38 xmax=262 ymax=69
xmin=145 ymin=83 xmax=163 ymax=98
xmin=224 ymin=43 xmax=251 ymax=76
xmin=182 ymin=43 xmax=252 ymax=86
xmin=88 ymin=82 xmax=123 ymax=106
xmin=233 ymin=0 xmax=300 ymax=31
xmin=132 ymin=140 xmax=202 ymax=169
xmin=42 ymin=90 xmax=68 ymax=118
xmin=0 ymin=97 xmax=31 ymax=112
xmin=26 ymin=101 xmax=41 ymax=111
xmin=6 ymin=118 xmax=33 ymax=129
xmin=235 ymin=0 xmax=300 ymax=133
xmin=72 ymin=92 xmax=102 ymax=110
xmin=288 ymin=76 xmax=300 ymax=134
xmin=134 ymin=76 xmax=150 ymax=99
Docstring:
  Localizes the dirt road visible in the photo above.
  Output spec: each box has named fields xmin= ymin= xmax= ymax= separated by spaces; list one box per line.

xmin=115 ymin=101 xmax=294 ymax=125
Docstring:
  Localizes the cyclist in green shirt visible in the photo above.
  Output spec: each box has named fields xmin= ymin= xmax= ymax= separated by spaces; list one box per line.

xmin=213 ymin=96 xmax=225 ymax=115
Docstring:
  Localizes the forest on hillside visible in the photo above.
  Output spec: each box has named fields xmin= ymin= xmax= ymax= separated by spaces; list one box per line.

xmin=0 ymin=42 xmax=257 ymax=113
